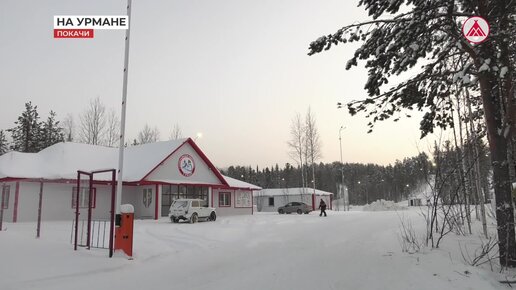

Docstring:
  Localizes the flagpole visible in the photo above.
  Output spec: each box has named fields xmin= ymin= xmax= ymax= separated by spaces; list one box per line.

xmin=116 ymin=0 xmax=132 ymax=217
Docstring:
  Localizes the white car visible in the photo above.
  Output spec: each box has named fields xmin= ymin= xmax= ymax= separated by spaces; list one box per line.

xmin=168 ymin=199 xmax=216 ymax=223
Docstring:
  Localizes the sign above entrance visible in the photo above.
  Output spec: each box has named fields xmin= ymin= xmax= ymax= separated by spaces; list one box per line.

xmin=178 ymin=154 xmax=196 ymax=177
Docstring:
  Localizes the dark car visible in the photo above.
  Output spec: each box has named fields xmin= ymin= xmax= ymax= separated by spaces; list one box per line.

xmin=278 ymin=202 xmax=312 ymax=214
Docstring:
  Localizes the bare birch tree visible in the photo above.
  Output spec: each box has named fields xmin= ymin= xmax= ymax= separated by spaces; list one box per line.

xmin=78 ymin=97 xmax=106 ymax=145
xmin=305 ymin=107 xmax=322 ymax=194
xmin=137 ymin=124 xmax=160 ymax=144
xmin=169 ymin=123 xmax=183 ymax=140
xmin=105 ymin=109 xmax=120 ymax=147
xmin=62 ymin=114 xmax=74 ymax=142
xmin=287 ymin=113 xmax=306 ymax=190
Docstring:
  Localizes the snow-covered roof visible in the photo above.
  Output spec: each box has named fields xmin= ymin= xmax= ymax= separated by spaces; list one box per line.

xmin=0 ymin=140 xmax=186 ymax=182
xmin=255 ymin=187 xmax=333 ymax=196
xmin=222 ymin=175 xmax=261 ymax=190
xmin=0 ymin=140 xmax=258 ymax=190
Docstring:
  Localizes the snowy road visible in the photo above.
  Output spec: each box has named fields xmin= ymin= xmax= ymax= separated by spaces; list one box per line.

xmin=0 ymin=209 xmax=506 ymax=290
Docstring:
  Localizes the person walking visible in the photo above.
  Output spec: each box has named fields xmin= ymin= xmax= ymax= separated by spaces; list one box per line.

xmin=319 ymin=199 xmax=327 ymax=217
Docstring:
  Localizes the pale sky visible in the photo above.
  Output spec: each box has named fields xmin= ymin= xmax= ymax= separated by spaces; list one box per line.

xmin=0 ymin=0 xmax=433 ymax=168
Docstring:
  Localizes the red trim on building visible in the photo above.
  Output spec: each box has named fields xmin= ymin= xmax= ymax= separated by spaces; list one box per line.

xmin=140 ymin=139 xmax=189 ymax=181
xmin=211 ymin=189 xmax=214 ymax=207
xmin=140 ymin=138 xmax=229 ymax=187
xmin=0 ymin=177 xmax=25 ymax=183
xmin=155 ymin=184 xmax=159 ymax=220
xmin=186 ymin=139 xmax=229 ymax=186
xmin=13 ymin=182 xmax=19 ymax=222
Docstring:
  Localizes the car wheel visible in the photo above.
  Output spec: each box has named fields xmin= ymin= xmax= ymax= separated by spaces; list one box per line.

xmin=190 ymin=213 xmax=198 ymax=224
xmin=278 ymin=209 xmax=284 ymax=214
xmin=209 ymin=211 xmax=217 ymax=221
xmin=296 ymin=209 xmax=302 ymax=214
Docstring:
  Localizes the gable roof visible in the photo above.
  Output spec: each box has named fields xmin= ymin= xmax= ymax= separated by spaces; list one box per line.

xmin=0 ymin=139 xmax=249 ymax=189
xmin=140 ymin=139 xmax=228 ymax=186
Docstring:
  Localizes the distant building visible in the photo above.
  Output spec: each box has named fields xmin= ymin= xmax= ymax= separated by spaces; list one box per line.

xmin=0 ymin=138 xmax=260 ymax=222
xmin=254 ymin=188 xmax=333 ymax=212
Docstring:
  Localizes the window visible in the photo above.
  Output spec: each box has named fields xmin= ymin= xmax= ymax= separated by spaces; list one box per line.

xmin=235 ymin=191 xmax=252 ymax=208
xmin=268 ymin=197 xmax=274 ymax=206
xmin=178 ymin=185 xmax=187 ymax=199
xmin=72 ymin=187 xmax=96 ymax=208
xmin=161 ymin=185 xmax=179 ymax=216
xmin=142 ymin=188 xmax=153 ymax=208
xmin=1 ymin=185 xmax=10 ymax=209
xmin=219 ymin=192 xmax=231 ymax=207
xmin=191 ymin=200 xmax=199 ymax=207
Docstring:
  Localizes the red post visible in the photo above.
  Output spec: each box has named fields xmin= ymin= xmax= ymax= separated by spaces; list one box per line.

xmin=36 ymin=181 xmax=43 ymax=238
xmin=312 ymin=193 xmax=315 ymax=211
xmin=0 ymin=184 xmax=5 ymax=231
xmin=155 ymin=184 xmax=159 ymax=220
xmin=87 ymin=174 xmax=93 ymax=249
xmin=74 ymin=173 xmax=80 ymax=251
xmin=13 ymin=182 xmax=19 ymax=223
xmin=109 ymin=170 xmax=116 ymax=258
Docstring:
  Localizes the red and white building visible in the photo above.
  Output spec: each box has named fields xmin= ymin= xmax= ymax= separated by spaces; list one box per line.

xmin=0 ymin=138 xmax=260 ymax=222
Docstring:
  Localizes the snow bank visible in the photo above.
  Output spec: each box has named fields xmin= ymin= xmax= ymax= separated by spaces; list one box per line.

xmin=363 ymin=199 xmax=407 ymax=211
xmin=0 ymin=209 xmax=506 ymax=290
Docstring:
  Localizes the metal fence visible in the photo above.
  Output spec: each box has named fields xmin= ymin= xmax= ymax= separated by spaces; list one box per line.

xmin=70 ymin=219 xmax=111 ymax=249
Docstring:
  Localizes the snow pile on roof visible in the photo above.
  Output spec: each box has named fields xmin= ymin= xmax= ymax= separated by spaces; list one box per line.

xmin=363 ymin=199 xmax=407 ymax=211
xmin=0 ymin=139 xmax=186 ymax=182
xmin=255 ymin=187 xmax=332 ymax=196
xmin=223 ymin=175 xmax=261 ymax=190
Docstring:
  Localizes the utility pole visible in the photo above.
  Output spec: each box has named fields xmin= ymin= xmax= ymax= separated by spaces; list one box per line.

xmin=339 ymin=126 xmax=346 ymax=211
xmin=116 ymin=0 xmax=132 ymax=218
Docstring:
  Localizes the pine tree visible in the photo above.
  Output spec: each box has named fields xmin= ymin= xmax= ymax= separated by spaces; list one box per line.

xmin=308 ymin=0 xmax=516 ymax=267
xmin=40 ymin=111 xmax=64 ymax=149
xmin=0 ymin=130 xmax=9 ymax=155
xmin=8 ymin=102 xmax=42 ymax=153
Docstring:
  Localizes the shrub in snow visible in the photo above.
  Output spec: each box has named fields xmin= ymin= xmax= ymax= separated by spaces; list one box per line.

xmin=363 ymin=199 xmax=407 ymax=211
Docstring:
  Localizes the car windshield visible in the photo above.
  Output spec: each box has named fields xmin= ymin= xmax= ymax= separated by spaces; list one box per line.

xmin=171 ymin=200 xmax=188 ymax=208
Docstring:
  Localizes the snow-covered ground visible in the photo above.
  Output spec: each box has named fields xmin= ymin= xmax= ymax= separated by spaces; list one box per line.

xmin=0 ymin=208 xmax=511 ymax=290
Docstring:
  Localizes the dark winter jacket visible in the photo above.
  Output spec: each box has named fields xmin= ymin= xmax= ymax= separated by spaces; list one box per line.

xmin=319 ymin=200 xmax=326 ymax=210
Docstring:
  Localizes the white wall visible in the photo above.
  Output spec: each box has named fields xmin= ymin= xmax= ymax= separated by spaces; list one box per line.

xmin=255 ymin=194 xmax=332 ymax=212
xmin=121 ymin=185 xmax=160 ymax=219
xmin=212 ymin=188 xmax=252 ymax=216
xmin=14 ymin=181 xmax=113 ymax=222
xmin=1 ymin=181 xmax=17 ymax=222
xmin=256 ymin=194 xmax=313 ymax=212
xmin=8 ymin=182 xmax=160 ymax=222
xmin=146 ymin=143 xmax=223 ymax=185
xmin=132 ymin=185 xmax=156 ymax=219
